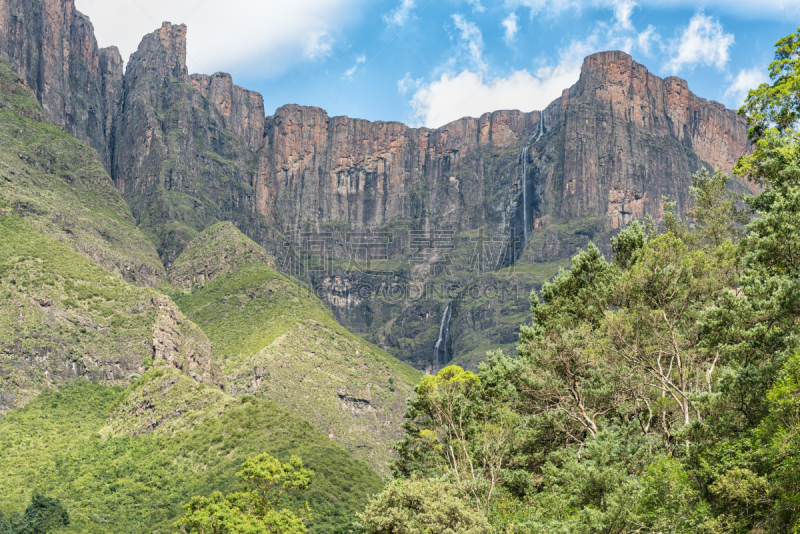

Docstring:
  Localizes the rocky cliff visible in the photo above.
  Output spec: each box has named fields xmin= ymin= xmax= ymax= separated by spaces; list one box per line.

xmin=0 ymin=0 xmax=122 ymax=170
xmin=0 ymin=5 xmax=752 ymax=371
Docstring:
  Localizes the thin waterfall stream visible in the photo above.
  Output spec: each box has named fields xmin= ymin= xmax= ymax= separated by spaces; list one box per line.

xmin=434 ymin=301 xmax=453 ymax=369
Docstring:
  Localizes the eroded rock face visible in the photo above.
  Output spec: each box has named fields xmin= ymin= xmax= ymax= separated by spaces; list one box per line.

xmin=0 ymin=7 xmax=752 ymax=370
xmin=0 ymin=0 xmax=122 ymax=170
xmin=112 ymin=22 xmax=277 ymax=265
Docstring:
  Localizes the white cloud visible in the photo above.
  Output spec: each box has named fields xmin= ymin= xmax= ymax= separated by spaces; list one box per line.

xmin=408 ymin=38 xmax=596 ymax=127
xmin=466 ymin=0 xmax=487 ymax=13
xmin=612 ymin=0 xmax=636 ymax=30
xmin=502 ymin=13 xmax=519 ymax=43
xmin=304 ymin=31 xmax=335 ymax=60
xmin=74 ymin=0 xmax=363 ymax=75
xmin=724 ymin=68 xmax=768 ymax=108
xmin=344 ymin=54 xmax=367 ymax=79
xmin=397 ymin=72 xmax=423 ymax=95
xmin=384 ymin=0 xmax=415 ymax=27
xmin=406 ymin=4 xmax=662 ymax=128
xmin=637 ymin=24 xmax=658 ymax=56
xmin=452 ymin=14 xmax=488 ymax=73
xmin=665 ymin=13 xmax=734 ymax=73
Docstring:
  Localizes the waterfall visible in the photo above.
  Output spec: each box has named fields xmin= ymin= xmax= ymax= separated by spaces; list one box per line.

xmin=520 ymin=146 xmax=529 ymax=247
xmin=533 ymin=108 xmax=546 ymax=142
xmin=434 ymin=302 xmax=453 ymax=368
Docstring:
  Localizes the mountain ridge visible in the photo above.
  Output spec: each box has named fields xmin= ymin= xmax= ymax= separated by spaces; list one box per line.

xmin=0 ymin=1 xmax=753 ymax=370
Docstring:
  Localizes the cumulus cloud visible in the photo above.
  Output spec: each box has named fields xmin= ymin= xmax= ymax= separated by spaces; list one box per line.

xmin=408 ymin=38 xmax=597 ymax=127
xmin=724 ymin=68 xmax=768 ymax=108
xmin=406 ymin=3 xmax=662 ymax=128
xmin=74 ymin=0 xmax=362 ymax=74
xmin=384 ymin=0 xmax=415 ymax=27
xmin=502 ymin=13 xmax=519 ymax=43
xmin=664 ymin=13 xmax=734 ymax=73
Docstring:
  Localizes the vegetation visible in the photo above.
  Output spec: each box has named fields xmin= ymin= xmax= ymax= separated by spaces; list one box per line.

xmin=165 ymin=222 xmax=421 ymax=470
xmin=369 ymin=29 xmax=800 ymax=533
xmin=0 ymin=494 xmax=70 ymax=534
xmin=177 ymin=454 xmax=314 ymax=534
xmin=0 ymin=57 xmax=165 ymax=286
xmin=0 ymin=378 xmax=382 ymax=534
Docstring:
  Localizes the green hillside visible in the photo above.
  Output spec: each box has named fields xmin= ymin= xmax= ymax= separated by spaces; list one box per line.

xmin=0 ymin=57 xmax=165 ymax=287
xmin=0 ymin=203 xmax=218 ymax=413
xmin=165 ymin=222 xmax=422 ymax=471
xmin=0 ymin=374 xmax=383 ymax=534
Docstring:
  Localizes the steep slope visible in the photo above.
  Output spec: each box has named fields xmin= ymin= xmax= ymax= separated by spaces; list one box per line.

xmin=112 ymin=23 xmax=277 ymax=265
xmin=0 ymin=0 xmax=122 ymax=170
xmin=0 ymin=57 xmax=165 ymax=286
xmin=0 ymin=376 xmax=383 ymax=534
xmin=165 ymin=222 xmax=422 ymax=470
xmin=0 ymin=206 xmax=219 ymax=414
xmin=0 ymin=2 xmax=753 ymax=370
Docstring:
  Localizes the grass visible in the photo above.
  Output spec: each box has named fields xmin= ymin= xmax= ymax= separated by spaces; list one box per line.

xmin=0 ymin=205 xmax=213 ymax=413
xmin=166 ymin=223 xmax=422 ymax=471
xmin=0 ymin=58 xmax=165 ymax=287
xmin=0 ymin=377 xmax=384 ymax=534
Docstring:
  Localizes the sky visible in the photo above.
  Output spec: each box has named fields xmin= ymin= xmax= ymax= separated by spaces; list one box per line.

xmin=74 ymin=0 xmax=799 ymax=128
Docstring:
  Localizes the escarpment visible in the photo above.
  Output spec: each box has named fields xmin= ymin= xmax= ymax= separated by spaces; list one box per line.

xmin=0 ymin=2 xmax=752 ymax=370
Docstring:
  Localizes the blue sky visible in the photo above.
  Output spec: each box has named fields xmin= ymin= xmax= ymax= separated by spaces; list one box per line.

xmin=75 ymin=0 xmax=798 ymax=128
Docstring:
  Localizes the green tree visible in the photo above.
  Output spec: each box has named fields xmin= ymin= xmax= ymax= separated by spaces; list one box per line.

xmin=176 ymin=453 xmax=314 ymax=534
xmin=358 ymin=478 xmax=491 ymax=534
xmin=0 ymin=494 xmax=69 ymax=534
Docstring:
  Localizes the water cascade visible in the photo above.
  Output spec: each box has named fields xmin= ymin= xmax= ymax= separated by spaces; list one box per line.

xmin=434 ymin=302 xmax=453 ymax=368
xmin=533 ymin=108 xmax=546 ymax=142
xmin=520 ymin=146 xmax=529 ymax=247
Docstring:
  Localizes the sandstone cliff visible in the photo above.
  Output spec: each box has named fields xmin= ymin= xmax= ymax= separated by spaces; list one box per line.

xmin=0 ymin=6 xmax=752 ymax=370
xmin=0 ymin=0 xmax=122 ymax=170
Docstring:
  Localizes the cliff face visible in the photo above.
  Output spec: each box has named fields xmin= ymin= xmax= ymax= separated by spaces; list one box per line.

xmin=112 ymin=22 xmax=278 ymax=265
xmin=0 ymin=6 xmax=752 ymax=370
xmin=0 ymin=0 xmax=122 ymax=170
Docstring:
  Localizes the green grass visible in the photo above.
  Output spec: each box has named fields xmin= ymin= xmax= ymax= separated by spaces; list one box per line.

xmin=0 ymin=378 xmax=383 ymax=534
xmin=0 ymin=205 xmax=213 ymax=412
xmin=166 ymin=223 xmax=422 ymax=471
xmin=0 ymin=58 xmax=165 ymax=287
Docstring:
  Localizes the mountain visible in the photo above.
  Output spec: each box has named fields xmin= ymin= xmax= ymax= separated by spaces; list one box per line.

xmin=0 ymin=54 xmax=419 ymax=471
xmin=0 ymin=1 xmax=752 ymax=373
xmin=0 ymin=56 xmax=219 ymax=415
xmin=164 ymin=222 xmax=421 ymax=469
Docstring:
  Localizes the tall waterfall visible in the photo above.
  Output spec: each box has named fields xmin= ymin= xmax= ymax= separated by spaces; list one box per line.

xmin=533 ymin=108 xmax=546 ymax=142
xmin=434 ymin=302 xmax=453 ymax=368
xmin=520 ymin=146 xmax=529 ymax=246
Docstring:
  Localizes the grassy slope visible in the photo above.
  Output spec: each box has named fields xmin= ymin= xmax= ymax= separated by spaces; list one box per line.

xmin=166 ymin=223 xmax=422 ymax=472
xmin=0 ymin=376 xmax=383 ymax=534
xmin=0 ymin=58 xmax=165 ymax=286
xmin=0 ymin=202 xmax=216 ymax=413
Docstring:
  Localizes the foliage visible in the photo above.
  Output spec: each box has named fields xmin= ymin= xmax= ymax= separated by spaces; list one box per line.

xmin=177 ymin=454 xmax=314 ymax=534
xmin=166 ymin=222 xmax=421 ymax=470
xmin=0 ymin=380 xmax=382 ymax=534
xmin=358 ymin=478 xmax=491 ymax=534
xmin=391 ymin=157 xmax=800 ymax=531
xmin=0 ymin=494 xmax=69 ymax=534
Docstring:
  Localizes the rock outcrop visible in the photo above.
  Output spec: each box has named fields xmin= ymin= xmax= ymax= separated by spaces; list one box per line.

xmin=0 ymin=0 xmax=122 ymax=170
xmin=0 ymin=4 xmax=752 ymax=370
